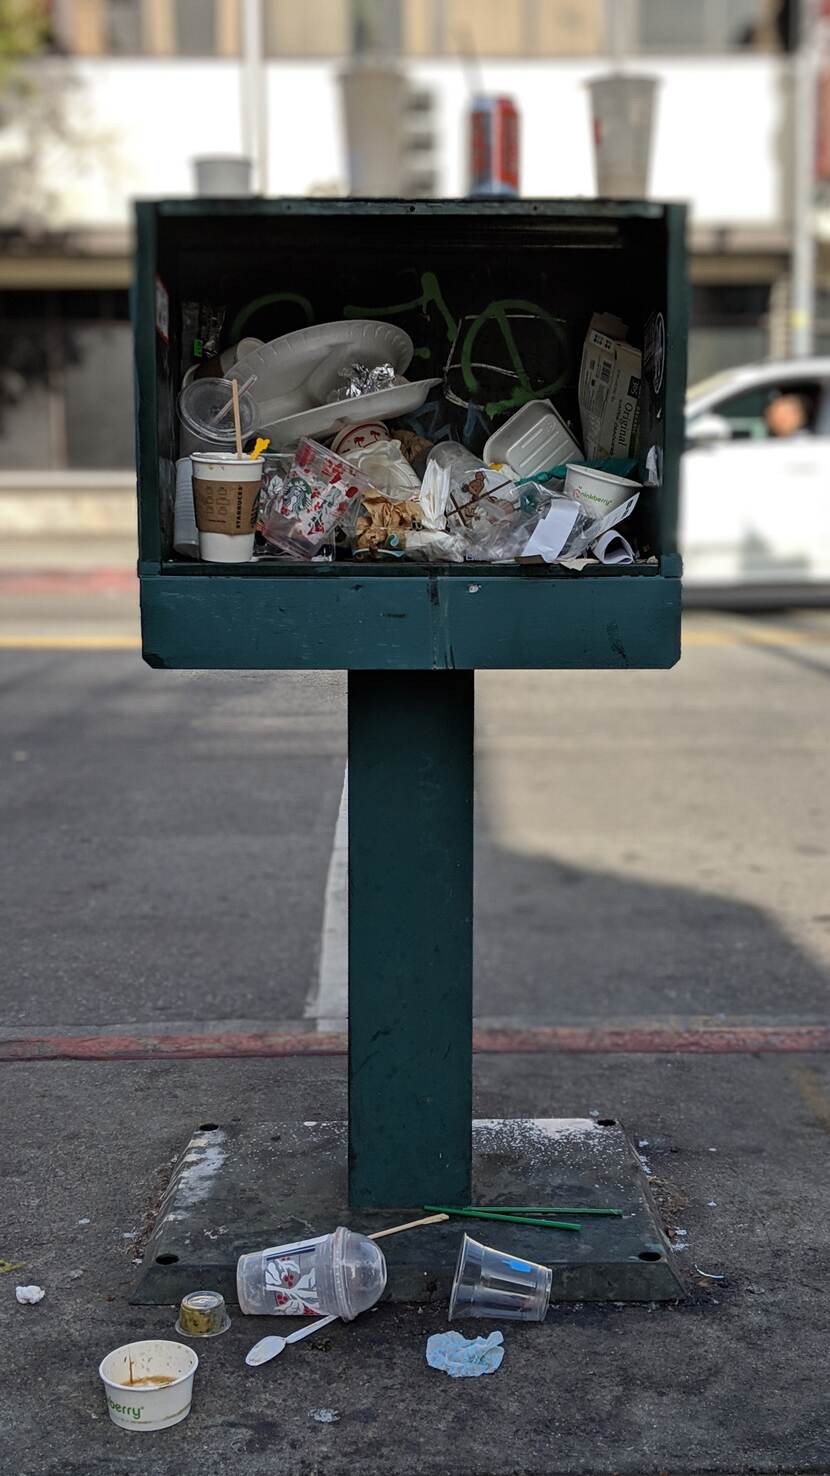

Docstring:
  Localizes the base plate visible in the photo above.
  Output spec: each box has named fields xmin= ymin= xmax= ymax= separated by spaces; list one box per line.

xmin=133 ymin=1118 xmax=684 ymax=1305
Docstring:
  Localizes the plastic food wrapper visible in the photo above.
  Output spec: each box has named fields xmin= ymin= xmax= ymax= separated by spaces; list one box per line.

xmin=458 ymin=478 xmax=550 ymax=563
xmin=405 ymin=456 xmax=464 ymax=562
xmin=428 ymin=443 xmax=517 ymax=528
xmin=257 ymin=452 xmax=295 ymax=530
xmin=406 ymin=529 xmax=465 ymax=561
xmin=352 ymin=494 xmax=422 ymax=557
xmin=331 ymin=361 xmax=399 ymax=402
xmin=345 ymin=439 xmax=423 ymax=500
xmin=395 ymin=427 xmax=434 ymax=477
xmin=426 ymin=1330 xmax=505 ymax=1378
xmin=259 ymin=438 xmax=370 ymax=559
xmin=463 ymin=498 xmax=542 ymax=562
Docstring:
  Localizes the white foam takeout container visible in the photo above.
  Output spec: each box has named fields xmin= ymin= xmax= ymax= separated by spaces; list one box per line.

xmin=482 ymin=399 xmax=582 ymax=479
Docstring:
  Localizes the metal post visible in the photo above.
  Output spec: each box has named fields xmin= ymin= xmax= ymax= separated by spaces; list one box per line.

xmin=348 ymin=670 xmax=474 ymax=1209
xmin=791 ymin=0 xmax=821 ymax=355
xmin=606 ymin=0 xmax=634 ymax=60
xmin=242 ymin=0 xmax=268 ymax=194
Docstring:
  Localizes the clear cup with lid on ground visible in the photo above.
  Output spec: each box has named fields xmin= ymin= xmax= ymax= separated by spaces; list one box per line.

xmin=236 ymin=1226 xmax=387 ymax=1319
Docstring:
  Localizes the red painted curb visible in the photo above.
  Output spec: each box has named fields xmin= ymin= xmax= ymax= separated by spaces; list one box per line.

xmin=1 ymin=1023 xmax=828 ymax=1062
xmin=0 ymin=569 xmax=137 ymax=595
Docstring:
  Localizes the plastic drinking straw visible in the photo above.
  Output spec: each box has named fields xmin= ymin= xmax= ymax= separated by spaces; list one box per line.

xmin=423 ymin=1206 xmax=580 ymax=1232
xmin=231 ymin=378 xmax=243 ymax=458
xmin=467 ymin=1205 xmax=623 ymax=1218
xmin=368 ymin=1213 xmax=449 ymax=1240
xmin=209 ymin=373 xmax=256 ymax=427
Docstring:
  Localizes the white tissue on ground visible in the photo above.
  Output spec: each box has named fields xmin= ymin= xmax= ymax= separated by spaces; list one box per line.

xmin=426 ymin=1330 xmax=505 ymax=1378
xmin=16 ymin=1285 xmax=45 ymax=1305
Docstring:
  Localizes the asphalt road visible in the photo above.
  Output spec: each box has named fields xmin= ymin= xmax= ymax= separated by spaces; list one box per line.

xmin=2 ymin=583 xmax=830 ymax=1475
xmin=1 ymin=601 xmax=829 ymax=1035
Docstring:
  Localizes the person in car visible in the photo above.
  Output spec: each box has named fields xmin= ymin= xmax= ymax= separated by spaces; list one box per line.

xmin=763 ymin=390 xmax=815 ymax=438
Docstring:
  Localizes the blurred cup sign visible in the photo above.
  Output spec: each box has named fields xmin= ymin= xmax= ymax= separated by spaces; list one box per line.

xmin=191 ymin=452 xmax=264 ymax=563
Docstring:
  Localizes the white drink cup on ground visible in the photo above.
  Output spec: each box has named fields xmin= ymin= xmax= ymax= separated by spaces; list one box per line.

xmin=98 ymin=1339 xmax=198 ymax=1431
xmin=191 ymin=452 xmax=264 ymax=562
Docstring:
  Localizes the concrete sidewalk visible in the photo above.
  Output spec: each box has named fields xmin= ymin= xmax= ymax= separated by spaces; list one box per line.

xmin=2 ymin=1050 xmax=829 ymax=1476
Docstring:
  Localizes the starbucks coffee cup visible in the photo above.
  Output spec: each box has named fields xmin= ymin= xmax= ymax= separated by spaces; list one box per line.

xmin=191 ymin=452 xmax=263 ymax=562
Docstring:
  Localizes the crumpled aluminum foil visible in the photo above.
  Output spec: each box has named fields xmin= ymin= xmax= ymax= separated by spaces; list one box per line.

xmin=331 ymin=361 xmax=398 ymax=401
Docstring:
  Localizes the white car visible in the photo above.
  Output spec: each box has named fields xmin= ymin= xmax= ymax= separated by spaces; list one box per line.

xmin=681 ymin=357 xmax=830 ymax=599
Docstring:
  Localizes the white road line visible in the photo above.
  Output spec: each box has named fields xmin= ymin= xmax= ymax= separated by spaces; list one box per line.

xmin=305 ymin=769 xmax=349 ymax=1032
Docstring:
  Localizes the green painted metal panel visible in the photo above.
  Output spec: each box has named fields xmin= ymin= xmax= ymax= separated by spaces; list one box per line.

xmin=660 ymin=204 xmax=690 ymax=560
xmin=134 ymin=202 xmax=161 ymax=567
xmin=348 ymin=670 xmax=473 ymax=1208
xmin=139 ymin=569 xmax=680 ymax=670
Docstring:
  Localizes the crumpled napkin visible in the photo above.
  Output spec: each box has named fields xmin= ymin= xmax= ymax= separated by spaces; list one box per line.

xmin=426 ymin=1330 xmax=504 ymax=1378
xmin=16 ymin=1285 xmax=45 ymax=1305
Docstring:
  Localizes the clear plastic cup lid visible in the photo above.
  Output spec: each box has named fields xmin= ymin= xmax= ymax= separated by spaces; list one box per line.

xmin=178 ymin=377 xmax=259 ymax=440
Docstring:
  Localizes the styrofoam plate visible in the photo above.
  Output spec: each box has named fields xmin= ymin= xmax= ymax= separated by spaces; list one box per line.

xmin=229 ymin=320 xmax=414 ymax=408
xmin=260 ymin=378 xmax=443 ymax=449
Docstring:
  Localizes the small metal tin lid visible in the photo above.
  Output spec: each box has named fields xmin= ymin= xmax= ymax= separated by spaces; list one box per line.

xmin=175 ymin=1289 xmax=231 ymax=1338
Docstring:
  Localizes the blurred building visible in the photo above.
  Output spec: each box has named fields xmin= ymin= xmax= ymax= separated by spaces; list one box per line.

xmin=1 ymin=0 xmax=829 ymax=497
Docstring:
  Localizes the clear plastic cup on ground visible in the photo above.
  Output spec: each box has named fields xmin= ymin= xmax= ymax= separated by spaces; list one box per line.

xmin=236 ymin=1226 xmax=387 ymax=1319
xmin=449 ymin=1234 xmax=552 ymax=1322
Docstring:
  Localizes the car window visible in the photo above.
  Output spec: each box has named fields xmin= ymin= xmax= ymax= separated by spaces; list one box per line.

xmin=704 ymin=381 xmax=822 ymax=440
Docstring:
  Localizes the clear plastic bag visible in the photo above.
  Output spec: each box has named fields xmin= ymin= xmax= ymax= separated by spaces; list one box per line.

xmin=427 ymin=443 xmax=517 ymax=527
xmin=259 ymin=438 xmax=370 ymax=559
xmin=345 ymin=439 xmax=423 ymax=499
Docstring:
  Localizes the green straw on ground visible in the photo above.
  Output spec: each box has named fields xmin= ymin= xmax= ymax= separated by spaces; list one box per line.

xmin=423 ymin=1205 xmax=581 ymax=1232
xmin=468 ymin=1205 xmax=623 ymax=1218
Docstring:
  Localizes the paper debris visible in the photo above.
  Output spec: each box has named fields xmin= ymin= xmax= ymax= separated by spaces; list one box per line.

xmin=16 ymin=1285 xmax=45 ymax=1304
xmin=520 ymin=498 xmax=580 ymax=563
xmin=310 ymin=1408 xmax=340 ymax=1424
xmin=592 ymin=529 xmax=635 ymax=565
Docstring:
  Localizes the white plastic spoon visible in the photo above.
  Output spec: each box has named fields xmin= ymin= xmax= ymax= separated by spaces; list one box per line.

xmin=246 ymin=1313 xmax=338 ymax=1367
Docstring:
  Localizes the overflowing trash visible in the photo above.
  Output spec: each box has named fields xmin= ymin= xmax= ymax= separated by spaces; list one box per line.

xmin=172 ymin=311 xmax=653 ymax=568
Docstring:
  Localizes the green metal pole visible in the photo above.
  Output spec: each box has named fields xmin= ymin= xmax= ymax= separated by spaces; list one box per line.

xmin=348 ymin=669 xmax=474 ymax=1209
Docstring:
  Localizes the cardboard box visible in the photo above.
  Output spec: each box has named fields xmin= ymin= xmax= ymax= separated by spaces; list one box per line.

xmin=578 ymin=313 xmax=642 ymax=460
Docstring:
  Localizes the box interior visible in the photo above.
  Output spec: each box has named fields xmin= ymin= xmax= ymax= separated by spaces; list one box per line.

xmin=149 ymin=209 xmax=671 ymax=570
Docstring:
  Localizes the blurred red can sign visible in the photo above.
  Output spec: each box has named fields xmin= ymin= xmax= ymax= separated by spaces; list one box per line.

xmin=469 ymin=97 xmax=520 ymax=197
